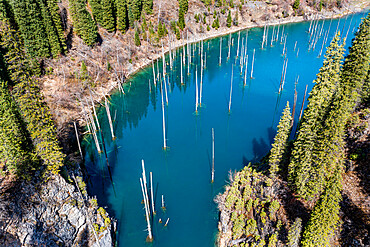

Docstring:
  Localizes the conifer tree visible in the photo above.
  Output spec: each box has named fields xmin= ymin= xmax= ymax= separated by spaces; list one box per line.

xmin=143 ymin=0 xmax=153 ymax=14
xmin=178 ymin=0 xmax=188 ymax=29
xmin=102 ymin=0 xmax=115 ymax=32
xmin=226 ymin=10 xmax=232 ymax=28
xmin=128 ymin=4 xmax=135 ymax=27
xmin=0 ymin=16 xmax=30 ymax=84
xmin=135 ymin=29 xmax=141 ymax=46
xmin=269 ymin=102 xmax=292 ymax=177
xmin=45 ymin=0 xmax=67 ymax=52
xmin=157 ymin=21 xmax=163 ymax=38
xmin=89 ymin=0 xmax=103 ymax=24
xmin=308 ymin=13 xmax=370 ymax=197
xmin=10 ymin=0 xmax=51 ymax=57
xmin=301 ymin=171 xmax=342 ymax=247
xmin=39 ymin=0 xmax=63 ymax=58
xmin=0 ymin=82 xmax=34 ymax=178
xmin=70 ymin=0 xmax=98 ymax=46
xmin=12 ymin=77 xmax=65 ymax=176
xmin=288 ymin=33 xmax=344 ymax=200
xmin=117 ymin=0 xmax=128 ymax=32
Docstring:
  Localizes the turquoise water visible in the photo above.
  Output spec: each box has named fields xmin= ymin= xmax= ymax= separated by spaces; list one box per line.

xmin=83 ymin=11 xmax=368 ymax=247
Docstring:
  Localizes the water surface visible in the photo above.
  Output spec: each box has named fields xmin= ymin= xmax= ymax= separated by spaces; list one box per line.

xmin=83 ymin=11 xmax=368 ymax=247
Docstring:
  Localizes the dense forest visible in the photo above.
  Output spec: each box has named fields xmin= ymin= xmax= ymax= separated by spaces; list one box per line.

xmin=217 ymin=13 xmax=369 ymax=246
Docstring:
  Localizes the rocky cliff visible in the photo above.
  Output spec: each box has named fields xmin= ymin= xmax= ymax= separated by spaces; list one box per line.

xmin=0 ymin=174 xmax=115 ymax=246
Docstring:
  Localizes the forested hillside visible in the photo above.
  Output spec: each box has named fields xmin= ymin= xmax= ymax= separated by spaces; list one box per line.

xmin=217 ymin=13 xmax=370 ymax=247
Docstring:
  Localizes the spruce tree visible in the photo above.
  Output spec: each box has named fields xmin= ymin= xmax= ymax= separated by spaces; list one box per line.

xmin=39 ymin=0 xmax=63 ymax=58
xmin=0 ymin=15 xmax=31 ymax=84
xmin=0 ymin=83 xmax=34 ymax=178
xmin=288 ymin=33 xmax=344 ymax=200
xmin=70 ymin=0 xmax=98 ymax=46
xmin=157 ymin=21 xmax=163 ymax=38
xmin=117 ymin=0 xmax=128 ymax=32
xmin=9 ymin=0 xmax=51 ymax=57
xmin=309 ymin=13 xmax=370 ymax=198
xmin=89 ymin=0 xmax=103 ymax=24
xmin=226 ymin=10 xmax=232 ymax=28
xmin=269 ymin=102 xmax=292 ymax=177
xmin=143 ymin=0 xmax=153 ymax=14
xmin=135 ymin=29 xmax=141 ymax=46
xmin=301 ymin=171 xmax=342 ymax=247
xmin=101 ymin=0 xmax=115 ymax=32
xmin=45 ymin=0 xmax=67 ymax=52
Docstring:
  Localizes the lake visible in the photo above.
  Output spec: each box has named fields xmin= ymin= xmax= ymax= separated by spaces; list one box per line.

xmin=83 ymin=10 xmax=369 ymax=247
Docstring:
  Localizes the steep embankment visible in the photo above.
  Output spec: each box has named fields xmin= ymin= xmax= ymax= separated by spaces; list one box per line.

xmin=0 ymin=174 xmax=114 ymax=246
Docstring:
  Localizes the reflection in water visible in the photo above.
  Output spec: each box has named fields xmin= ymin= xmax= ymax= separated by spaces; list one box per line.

xmin=83 ymin=11 xmax=368 ymax=247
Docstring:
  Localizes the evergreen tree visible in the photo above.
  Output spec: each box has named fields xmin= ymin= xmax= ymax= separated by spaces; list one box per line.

xmin=288 ymin=33 xmax=344 ymax=200
xmin=39 ymin=0 xmax=63 ymax=57
xmin=101 ymin=0 xmax=116 ymax=32
xmin=89 ymin=0 xmax=103 ymax=24
xmin=0 ymin=82 xmax=34 ymax=178
xmin=45 ymin=0 xmax=67 ymax=52
xmin=143 ymin=0 xmax=153 ymax=14
xmin=212 ymin=16 xmax=220 ymax=29
xmin=269 ymin=102 xmax=292 ymax=177
xmin=116 ymin=0 xmax=128 ymax=32
xmin=9 ymin=0 xmax=51 ymax=57
xmin=293 ymin=0 xmax=300 ymax=11
xmin=301 ymin=171 xmax=342 ymax=247
xmin=130 ymin=0 xmax=142 ymax=21
xmin=0 ymin=16 xmax=30 ymax=84
xmin=127 ymin=4 xmax=135 ymax=27
xmin=70 ymin=0 xmax=98 ymax=46
xmin=134 ymin=29 xmax=141 ymax=46
xmin=157 ymin=21 xmax=163 ymax=38
xmin=226 ymin=10 xmax=232 ymax=28
xmin=178 ymin=10 xmax=185 ymax=30
xmin=13 ymin=77 xmax=65 ymax=176
xmin=178 ymin=0 xmax=188 ymax=29
xmin=308 ymin=13 xmax=370 ymax=198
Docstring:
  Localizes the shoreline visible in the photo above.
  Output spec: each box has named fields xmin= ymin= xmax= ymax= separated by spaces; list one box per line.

xmin=116 ymin=3 xmax=370 ymax=91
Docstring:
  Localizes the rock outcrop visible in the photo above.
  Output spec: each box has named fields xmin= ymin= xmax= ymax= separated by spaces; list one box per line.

xmin=0 ymin=174 xmax=115 ymax=246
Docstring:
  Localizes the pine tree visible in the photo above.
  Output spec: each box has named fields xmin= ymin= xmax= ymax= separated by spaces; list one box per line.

xmin=269 ymin=102 xmax=292 ymax=177
xmin=288 ymin=33 xmax=344 ymax=200
xmin=135 ymin=29 xmax=141 ymax=46
xmin=70 ymin=0 xmax=98 ymax=46
xmin=117 ymin=0 xmax=128 ymax=32
xmin=178 ymin=0 xmax=188 ymax=29
xmin=226 ymin=10 xmax=232 ymax=28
